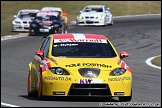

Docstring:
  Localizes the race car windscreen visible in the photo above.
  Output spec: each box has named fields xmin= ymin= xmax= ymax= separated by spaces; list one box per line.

xmin=34 ymin=15 xmax=59 ymax=21
xmin=52 ymin=42 xmax=117 ymax=58
xmin=18 ymin=13 xmax=37 ymax=19
xmin=83 ymin=7 xmax=103 ymax=12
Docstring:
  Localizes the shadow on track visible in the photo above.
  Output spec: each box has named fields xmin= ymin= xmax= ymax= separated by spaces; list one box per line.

xmin=19 ymin=95 xmax=119 ymax=102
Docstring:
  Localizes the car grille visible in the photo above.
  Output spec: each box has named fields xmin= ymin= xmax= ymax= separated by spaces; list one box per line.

xmin=85 ymin=16 xmax=95 ymax=19
xmin=68 ymin=84 xmax=112 ymax=97
xmin=23 ymin=21 xmax=28 ymax=24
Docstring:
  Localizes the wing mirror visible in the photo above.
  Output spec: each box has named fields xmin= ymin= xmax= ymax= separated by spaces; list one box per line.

xmin=79 ymin=11 xmax=82 ymax=13
xmin=62 ymin=13 xmax=68 ymax=16
xmin=35 ymin=50 xmax=44 ymax=59
xmin=13 ymin=15 xmax=17 ymax=18
xmin=120 ymin=52 xmax=129 ymax=59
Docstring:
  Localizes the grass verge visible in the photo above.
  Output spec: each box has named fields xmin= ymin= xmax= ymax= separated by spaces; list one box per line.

xmin=151 ymin=56 xmax=161 ymax=67
xmin=1 ymin=1 xmax=161 ymax=36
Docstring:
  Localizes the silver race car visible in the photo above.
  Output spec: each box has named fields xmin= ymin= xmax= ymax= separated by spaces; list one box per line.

xmin=12 ymin=9 xmax=40 ymax=32
xmin=76 ymin=5 xmax=113 ymax=26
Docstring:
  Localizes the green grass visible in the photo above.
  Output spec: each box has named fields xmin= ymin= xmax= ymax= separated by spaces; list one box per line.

xmin=1 ymin=1 xmax=161 ymax=36
xmin=151 ymin=56 xmax=161 ymax=67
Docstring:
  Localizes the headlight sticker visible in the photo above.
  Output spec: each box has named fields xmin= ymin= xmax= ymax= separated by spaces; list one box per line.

xmin=121 ymin=61 xmax=132 ymax=72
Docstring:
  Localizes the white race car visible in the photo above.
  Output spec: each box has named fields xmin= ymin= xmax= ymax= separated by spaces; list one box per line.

xmin=76 ymin=5 xmax=113 ymax=26
xmin=12 ymin=9 xmax=40 ymax=32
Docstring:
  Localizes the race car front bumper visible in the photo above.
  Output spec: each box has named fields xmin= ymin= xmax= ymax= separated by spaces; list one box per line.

xmin=41 ymin=70 xmax=132 ymax=97
xmin=76 ymin=19 xmax=105 ymax=26
xmin=12 ymin=24 xmax=30 ymax=32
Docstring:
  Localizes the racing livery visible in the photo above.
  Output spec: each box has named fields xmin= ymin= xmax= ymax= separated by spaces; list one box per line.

xmin=29 ymin=11 xmax=67 ymax=36
xmin=12 ymin=9 xmax=40 ymax=32
xmin=76 ymin=5 xmax=113 ymax=26
xmin=28 ymin=33 xmax=132 ymax=101
xmin=41 ymin=7 xmax=68 ymax=31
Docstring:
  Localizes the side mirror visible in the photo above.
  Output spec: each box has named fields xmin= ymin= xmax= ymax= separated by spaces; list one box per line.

xmin=79 ymin=11 xmax=82 ymax=13
xmin=62 ymin=13 xmax=68 ymax=16
xmin=120 ymin=52 xmax=129 ymax=59
xmin=35 ymin=50 xmax=44 ymax=59
xmin=107 ymin=8 xmax=110 ymax=11
xmin=13 ymin=15 xmax=17 ymax=18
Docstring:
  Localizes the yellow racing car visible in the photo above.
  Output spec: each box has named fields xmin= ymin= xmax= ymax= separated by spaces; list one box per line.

xmin=27 ymin=33 xmax=132 ymax=101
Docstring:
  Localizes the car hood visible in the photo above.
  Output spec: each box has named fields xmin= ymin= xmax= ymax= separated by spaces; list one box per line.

xmin=14 ymin=18 xmax=32 ymax=22
xmin=80 ymin=12 xmax=103 ymax=16
xmin=49 ymin=57 xmax=121 ymax=71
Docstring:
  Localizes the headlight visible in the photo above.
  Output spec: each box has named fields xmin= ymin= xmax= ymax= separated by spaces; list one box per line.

xmin=77 ymin=15 xmax=83 ymax=19
xmin=96 ymin=14 xmax=103 ymax=20
xmin=53 ymin=24 xmax=59 ymax=27
xmin=49 ymin=67 xmax=69 ymax=75
xmin=97 ymin=15 xmax=102 ymax=19
xmin=110 ymin=68 xmax=126 ymax=76
xmin=15 ymin=21 xmax=21 ymax=24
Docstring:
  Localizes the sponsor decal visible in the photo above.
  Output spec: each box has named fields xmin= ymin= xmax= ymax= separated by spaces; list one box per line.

xmin=54 ymin=39 xmax=107 ymax=43
xmin=79 ymin=79 xmax=102 ymax=84
xmin=65 ymin=63 xmax=112 ymax=68
xmin=114 ymin=92 xmax=124 ymax=96
xmin=53 ymin=91 xmax=65 ymax=95
xmin=108 ymin=77 xmax=130 ymax=81
xmin=117 ymin=59 xmax=121 ymax=65
xmin=53 ymin=43 xmax=78 ymax=47
xmin=49 ymin=57 xmax=57 ymax=64
xmin=44 ymin=76 xmax=71 ymax=81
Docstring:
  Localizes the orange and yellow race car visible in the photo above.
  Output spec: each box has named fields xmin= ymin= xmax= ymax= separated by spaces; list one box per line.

xmin=27 ymin=33 xmax=132 ymax=101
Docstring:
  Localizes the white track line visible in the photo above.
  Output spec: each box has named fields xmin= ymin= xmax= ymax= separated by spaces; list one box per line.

xmin=1 ymin=102 xmax=20 ymax=107
xmin=145 ymin=55 xmax=161 ymax=70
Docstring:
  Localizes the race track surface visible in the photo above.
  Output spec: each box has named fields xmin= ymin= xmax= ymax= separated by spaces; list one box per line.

xmin=1 ymin=15 xmax=161 ymax=107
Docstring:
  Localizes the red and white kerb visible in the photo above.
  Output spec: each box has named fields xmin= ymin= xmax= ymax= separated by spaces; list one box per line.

xmin=53 ymin=33 xmax=107 ymax=43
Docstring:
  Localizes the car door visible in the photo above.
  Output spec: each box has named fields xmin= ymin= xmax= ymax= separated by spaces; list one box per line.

xmin=31 ymin=37 xmax=51 ymax=84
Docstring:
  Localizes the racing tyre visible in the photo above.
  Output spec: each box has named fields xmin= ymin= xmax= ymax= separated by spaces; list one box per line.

xmin=102 ymin=18 xmax=107 ymax=26
xmin=38 ymin=74 xmax=44 ymax=100
xmin=27 ymin=73 xmax=37 ymax=97
xmin=118 ymin=90 xmax=132 ymax=102
xmin=109 ymin=19 xmax=113 ymax=26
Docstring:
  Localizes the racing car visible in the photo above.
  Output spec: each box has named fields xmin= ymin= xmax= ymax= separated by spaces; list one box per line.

xmin=76 ymin=5 xmax=113 ymax=26
xmin=27 ymin=33 xmax=132 ymax=101
xmin=29 ymin=11 xmax=67 ymax=36
xmin=41 ymin=7 xmax=68 ymax=31
xmin=12 ymin=9 xmax=40 ymax=32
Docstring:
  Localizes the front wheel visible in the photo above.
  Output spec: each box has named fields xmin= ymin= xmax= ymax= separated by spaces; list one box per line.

xmin=102 ymin=18 xmax=107 ymax=26
xmin=109 ymin=19 xmax=113 ymax=26
xmin=38 ymin=75 xmax=44 ymax=100
xmin=27 ymin=73 xmax=37 ymax=97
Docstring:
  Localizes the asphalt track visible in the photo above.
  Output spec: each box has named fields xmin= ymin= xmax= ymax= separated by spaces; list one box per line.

xmin=1 ymin=14 xmax=161 ymax=107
